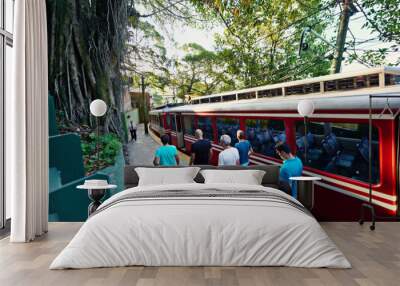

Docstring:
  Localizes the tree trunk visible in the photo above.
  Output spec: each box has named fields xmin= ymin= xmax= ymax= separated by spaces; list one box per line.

xmin=46 ymin=0 xmax=128 ymax=138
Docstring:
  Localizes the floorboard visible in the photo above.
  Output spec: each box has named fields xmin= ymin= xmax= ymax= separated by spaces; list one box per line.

xmin=0 ymin=222 xmax=399 ymax=286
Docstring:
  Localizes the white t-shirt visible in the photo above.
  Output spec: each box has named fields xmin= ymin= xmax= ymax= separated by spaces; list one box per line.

xmin=218 ymin=147 xmax=240 ymax=166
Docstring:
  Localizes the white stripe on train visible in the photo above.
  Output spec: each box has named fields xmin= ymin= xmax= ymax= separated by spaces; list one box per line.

xmin=180 ymin=112 xmax=394 ymax=120
xmin=181 ymin=133 xmax=397 ymax=210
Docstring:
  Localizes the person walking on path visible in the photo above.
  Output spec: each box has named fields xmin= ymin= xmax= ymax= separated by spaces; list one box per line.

xmin=218 ymin=134 xmax=240 ymax=166
xmin=235 ymin=130 xmax=253 ymax=166
xmin=153 ymin=134 xmax=180 ymax=166
xmin=189 ymin=129 xmax=213 ymax=165
xmin=129 ymin=121 xmax=137 ymax=142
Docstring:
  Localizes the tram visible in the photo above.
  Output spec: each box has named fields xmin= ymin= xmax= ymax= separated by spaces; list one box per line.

xmin=149 ymin=67 xmax=400 ymax=221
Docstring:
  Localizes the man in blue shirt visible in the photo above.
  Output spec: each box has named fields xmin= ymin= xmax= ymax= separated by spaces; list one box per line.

xmin=153 ymin=134 xmax=180 ymax=166
xmin=275 ymin=142 xmax=303 ymax=198
xmin=235 ymin=130 xmax=253 ymax=166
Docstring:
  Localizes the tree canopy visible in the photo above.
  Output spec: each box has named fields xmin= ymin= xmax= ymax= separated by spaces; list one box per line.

xmin=47 ymin=0 xmax=400 ymax=134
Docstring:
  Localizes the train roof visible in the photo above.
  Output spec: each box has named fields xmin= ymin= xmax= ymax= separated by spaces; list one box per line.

xmin=150 ymin=67 xmax=400 ymax=116
xmin=150 ymin=85 xmax=400 ymax=115
xmin=188 ymin=66 xmax=400 ymax=100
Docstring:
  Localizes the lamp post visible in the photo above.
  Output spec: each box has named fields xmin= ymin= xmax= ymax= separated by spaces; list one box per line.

xmin=141 ymin=75 xmax=149 ymax=135
xmin=90 ymin=99 xmax=107 ymax=169
xmin=297 ymin=99 xmax=315 ymax=165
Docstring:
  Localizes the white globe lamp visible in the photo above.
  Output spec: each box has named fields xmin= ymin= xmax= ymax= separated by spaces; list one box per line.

xmin=297 ymin=99 xmax=315 ymax=117
xmin=90 ymin=99 xmax=107 ymax=117
xmin=297 ymin=99 xmax=315 ymax=165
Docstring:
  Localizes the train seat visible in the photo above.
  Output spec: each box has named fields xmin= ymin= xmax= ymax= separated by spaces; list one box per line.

xmin=335 ymin=152 xmax=356 ymax=168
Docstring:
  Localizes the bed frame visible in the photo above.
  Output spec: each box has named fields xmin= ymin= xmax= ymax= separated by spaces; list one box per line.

xmin=124 ymin=165 xmax=282 ymax=190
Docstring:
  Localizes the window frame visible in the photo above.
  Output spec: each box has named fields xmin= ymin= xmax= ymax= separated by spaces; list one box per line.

xmin=1 ymin=0 xmax=14 ymax=230
xmin=216 ymin=117 xmax=240 ymax=146
xmin=294 ymin=118 xmax=381 ymax=186
xmin=183 ymin=115 xmax=195 ymax=137
xmin=196 ymin=116 xmax=215 ymax=142
xmin=244 ymin=117 xmax=287 ymax=162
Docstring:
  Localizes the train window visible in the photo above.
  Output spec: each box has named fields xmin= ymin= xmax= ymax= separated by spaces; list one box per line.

xmin=217 ymin=118 xmax=240 ymax=146
xmin=285 ymin=83 xmax=320 ymax=95
xmin=158 ymin=115 xmax=162 ymax=127
xmin=258 ymin=88 xmax=283 ymax=98
xmin=323 ymin=74 xmax=380 ymax=92
xmin=197 ymin=117 xmax=214 ymax=141
xmin=166 ymin=114 xmax=171 ymax=128
xmin=222 ymin=94 xmax=237 ymax=101
xmin=368 ymin=74 xmax=379 ymax=87
xmin=238 ymin=92 xmax=256 ymax=100
xmin=192 ymin=99 xmax=200 ymax=105
xmin=176 ymin=116 xmax=182 ymax=132
xmin=295 ymin=121 xmax=379 ymax=184
xmin=200 ymin=97 xmax=210 ymax=104
xmin=171 ymin=115 xmax=177 ymax=131
xmin=183 ymin=116 xmax=195 ymax=136
xmin=385 ymin=73 xmax=400 ymax=86
xmin=245 ymin=119 xmax=286 ymax=158
xmin=210 ymin=96 xmax=222 ymax=103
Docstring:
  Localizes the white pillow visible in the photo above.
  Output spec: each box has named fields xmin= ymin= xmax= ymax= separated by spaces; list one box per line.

xmin=200 ymin=170 xmax=266 ymax=185
xmin=135 ymin=167 xmax=200 ymax=186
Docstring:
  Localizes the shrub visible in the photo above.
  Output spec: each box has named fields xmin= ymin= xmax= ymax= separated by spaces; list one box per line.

xmin=81 ymin=132 xmax=122 ymax=175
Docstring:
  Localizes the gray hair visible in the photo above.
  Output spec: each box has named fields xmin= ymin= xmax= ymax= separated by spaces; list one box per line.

xmin=220 ymin=134 xmax=231 ymax=146
xmin=195 ymin=129 xmax=203 ymax=138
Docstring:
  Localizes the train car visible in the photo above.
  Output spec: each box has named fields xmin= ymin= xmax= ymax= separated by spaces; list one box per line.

xmin=149 ymin=67 xmax=400 ymax=221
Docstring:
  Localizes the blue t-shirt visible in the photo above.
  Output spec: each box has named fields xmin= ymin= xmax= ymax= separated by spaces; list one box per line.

xmin=235 ymin=140 xmax=251 ymax=165
xmin=279 ymin=157 xmax=303 ymax=198
xmin=155 ymin=145 xmax=178 ymax=166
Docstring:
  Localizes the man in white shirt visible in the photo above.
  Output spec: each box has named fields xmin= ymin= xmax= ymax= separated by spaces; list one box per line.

xmin=218 ymin=134 xmax=240 ymax=166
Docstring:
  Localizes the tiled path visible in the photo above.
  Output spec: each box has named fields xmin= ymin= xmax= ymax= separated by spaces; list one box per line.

xmin=127 ymin=124 xmax=189 ymax=166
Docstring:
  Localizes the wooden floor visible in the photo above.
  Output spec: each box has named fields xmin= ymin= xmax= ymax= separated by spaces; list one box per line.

xmin=0 ymin=222 xmax=399 ymax=286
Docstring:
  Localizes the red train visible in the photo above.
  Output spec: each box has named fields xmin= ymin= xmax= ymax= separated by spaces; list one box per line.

xmin=149 ymin=67 xmax=400 ymax=221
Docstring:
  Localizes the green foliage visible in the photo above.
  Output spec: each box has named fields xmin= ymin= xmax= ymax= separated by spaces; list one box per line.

xmin=47 ymin=0 xmax=127 ymax=137
xmin=360 ymin=0 xmax=400 ymax=43
xmin=124 ymin=0 xmax=399 ymax=104
xmin=190 ymin=0 xmax=335 ymax=87
xmin=81 ymin=133 xmax=122 ymax=175
xmin=346 ymin=0 xmax=400 ymax=66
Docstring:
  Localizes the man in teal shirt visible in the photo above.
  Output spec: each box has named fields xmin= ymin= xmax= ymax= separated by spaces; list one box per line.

xmin=153 ymin=134 xmax=180 ymax=166
xmin=275 ymin=142 xmax=303 ymax=198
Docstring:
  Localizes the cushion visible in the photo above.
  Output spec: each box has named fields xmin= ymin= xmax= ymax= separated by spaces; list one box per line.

xmin=200 ymin=169 xmax=266 ymax=185
xmin=135 ymin=167 xmax=200 ymax=186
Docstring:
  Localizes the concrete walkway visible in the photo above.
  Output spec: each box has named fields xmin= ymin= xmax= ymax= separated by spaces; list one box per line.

xmin=127 ymin=124 xmax=189 ymax=166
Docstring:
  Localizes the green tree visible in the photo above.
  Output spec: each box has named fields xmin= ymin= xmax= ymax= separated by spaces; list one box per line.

xmin=47 ymin=0 xmax=195 ymax=135
xmin=173 ymin=43 xmax=234 ymax=97
xmin=346 ymin=0 xmax=400 ymax=66
xmin=191 ymin=0 xmax=336 ymax=88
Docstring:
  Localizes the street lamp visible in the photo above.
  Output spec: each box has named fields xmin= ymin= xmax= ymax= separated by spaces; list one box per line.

xmin=90 ymin=99 xmax=107 ymax=168
xmin=297 ymin=99 xmax=315 ymax=164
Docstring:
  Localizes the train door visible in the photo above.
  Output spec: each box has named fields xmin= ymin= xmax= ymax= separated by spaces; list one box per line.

xmin=175 ymin=114 xmax=185 ymax=148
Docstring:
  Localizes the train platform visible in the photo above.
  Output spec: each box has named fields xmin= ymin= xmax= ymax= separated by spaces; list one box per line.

xmin=127 ymin=124 xmax=189 ymax=166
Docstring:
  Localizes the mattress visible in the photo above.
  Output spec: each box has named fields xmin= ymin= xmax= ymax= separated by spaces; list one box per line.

xmin=50 ymin=183 xmax=351 ymax=269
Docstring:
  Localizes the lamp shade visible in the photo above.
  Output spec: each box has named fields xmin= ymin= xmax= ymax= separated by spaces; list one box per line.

xmin=297 ymin=99 xmax=315 ymax=117
xmin=90 ymin=99 xmax=107 ymax=117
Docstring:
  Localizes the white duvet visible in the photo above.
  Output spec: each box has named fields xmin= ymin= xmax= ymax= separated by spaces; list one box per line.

xmin=50 ymin=183 xmax=351 ymax=269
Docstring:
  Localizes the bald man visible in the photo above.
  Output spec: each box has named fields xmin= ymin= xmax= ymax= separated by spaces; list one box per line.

xmin=189 ymin=129 xmax=213 ymax=165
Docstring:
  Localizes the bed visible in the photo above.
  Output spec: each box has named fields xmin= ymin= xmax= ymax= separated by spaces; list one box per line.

xmin=50 ymin=165 xmax=350 ymax=269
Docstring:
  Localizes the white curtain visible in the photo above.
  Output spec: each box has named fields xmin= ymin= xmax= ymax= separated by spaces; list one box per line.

xmin=7 ymin=0 xmax=49 ymax=242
